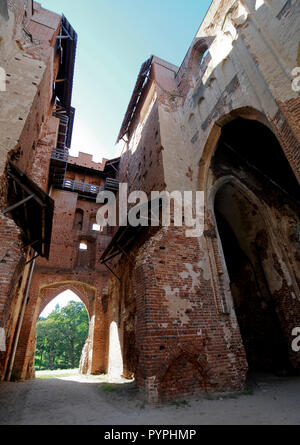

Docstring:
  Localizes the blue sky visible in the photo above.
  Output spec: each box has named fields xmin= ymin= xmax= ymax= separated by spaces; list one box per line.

xmin=41 ymin=0 xmax=212 ymax=162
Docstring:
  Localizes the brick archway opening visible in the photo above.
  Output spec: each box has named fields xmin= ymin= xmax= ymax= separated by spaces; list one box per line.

xmin=199 ymin=106 xmax=300 ymax=192
xmin=36 ymin=281 xmax=97 ymax=375
xmin=214 ymin=117 xmax=299 ymax=202
xmin=35 ymin=288 xmax=90 ymax=372
xmin=39 ymin=282 xmax=93 ymax=320
xmin=10 ymin=280 xmax=100 ymax=381
xmin=212 ymin=117 xmax=300 ymax=376
xmin=215 ymin=183 xmax=293 ymax=374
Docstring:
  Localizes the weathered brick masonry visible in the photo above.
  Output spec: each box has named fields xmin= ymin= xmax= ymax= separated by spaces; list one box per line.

xmin=0 ymin=0 xmax=63 ymax=380
xmin=103 ymin=0 xmax=300 ymax=402
xmin=0 ymin=0 xmax=300 ymax=404
xmin=0 ymin=1 xmax=113 ymax=383
xmin=12 ymin=153 xmax=113 ymax=380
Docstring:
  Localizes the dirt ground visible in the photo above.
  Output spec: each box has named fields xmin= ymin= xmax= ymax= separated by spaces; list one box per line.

xmin=0 ymin=371 xmax=299 ymax=425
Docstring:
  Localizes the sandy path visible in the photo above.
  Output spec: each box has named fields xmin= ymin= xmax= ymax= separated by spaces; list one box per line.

xmin=0 ymin=372 xmax=299 ymax=425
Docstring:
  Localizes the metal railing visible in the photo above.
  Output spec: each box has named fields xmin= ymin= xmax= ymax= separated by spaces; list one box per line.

xmin=53 ymin=111 xmax=69 ymax=151
xmin=62 ymin=178 xmax=101 ymax=195
xmin=51 ymin=147 xmax=69 ymax=163
xmin=101 ymin=178 xmax=119 ymax=192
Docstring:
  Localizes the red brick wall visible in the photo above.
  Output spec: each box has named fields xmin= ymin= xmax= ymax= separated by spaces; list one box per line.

xmin=131 ymin=226 xmax=247 ymax=402
xmin=12 ymin=268 xmax=110 ymax=380
xmin=0 ymin=214 xmax=24 ymax=374
xmin=0 ymin=2 xmax=62 ymax=381
xmin=11 ymin=184 xmax=112 ymax=379
xmin=68 ymin=152 xmax=107 ymax=172
xmin=272 ymin=101 xmax=300 ymax=183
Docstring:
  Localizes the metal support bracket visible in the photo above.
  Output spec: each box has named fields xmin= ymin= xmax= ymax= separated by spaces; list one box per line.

xmin=25 ymin=253 xmax=40 ymax=265
xmin=1 ymin=194 xmax=35 ymax=215
xmin=103 ymin=262 xmax=121 ymax=282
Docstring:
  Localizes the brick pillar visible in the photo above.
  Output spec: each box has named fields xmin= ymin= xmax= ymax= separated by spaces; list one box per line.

xmin=132 ymin=227 xmax=248 ymax=403
xmin=11 ymin=278 xmax=40 ymax=381
xmin=90 ymin=292 xmax=109 ymax=374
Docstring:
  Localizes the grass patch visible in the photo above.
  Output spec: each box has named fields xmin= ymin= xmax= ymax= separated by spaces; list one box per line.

xmin=139 ymin=401 xmax=146 ymax=410
xmin=170 ymin=400 xmax=191 ymax=408
xmin=100 ymin=383 xmax=118 ymax=392
xmin=36 ymin=373 xmax=76 ymax=380
xmin=203 ymin=387 xmax=254 ymax=400
xmin=35 ymin=370 xmax=78 ymax=380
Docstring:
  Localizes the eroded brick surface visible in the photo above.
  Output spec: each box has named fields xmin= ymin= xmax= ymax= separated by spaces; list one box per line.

xmin=0 ymin=0 xmax=300 ymax=404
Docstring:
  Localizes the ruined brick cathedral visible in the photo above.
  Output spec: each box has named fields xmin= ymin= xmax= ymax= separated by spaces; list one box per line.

xmin=0 ymin=0 xmax=299 ymax=403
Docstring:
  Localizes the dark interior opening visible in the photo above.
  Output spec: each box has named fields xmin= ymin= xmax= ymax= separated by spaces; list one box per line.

xmin=216 ymin=117 xmax=299 ymax=203
xmin=212 ymin=117 xmax=298 ymax=376
xmin=215 ymin=206 xmax=291 ymax=374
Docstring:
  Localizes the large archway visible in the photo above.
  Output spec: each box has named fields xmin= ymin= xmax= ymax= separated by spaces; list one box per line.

xmin=215 ymin=181 xmax=292 ymax=374
xmin=9 ymin=278 xmax=110 ymax=381
xmin=37 ymin=281 xmax=97 ymax=376
xmin=208 ymin=115 xmax=300 ymax=376
xmin=39 ymin=281 xmax=95 ymax=320
xmin=35 ymin=289 xmax=89 ymax=372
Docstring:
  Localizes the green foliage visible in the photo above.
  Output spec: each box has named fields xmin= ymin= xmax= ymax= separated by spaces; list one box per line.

xmin=35 ymin=301 xmax=89 ymax=371
xmin=35 ymin=370 xmax=79 ymax=379
xmin=170 ymin=400 xmax=191 ymax=408
xmin=100 ymin=384 xmax=118 ymax=392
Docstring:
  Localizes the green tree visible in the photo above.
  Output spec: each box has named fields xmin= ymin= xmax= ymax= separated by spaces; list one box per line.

xmin=35 ymin=301 xmax=89 ymax=371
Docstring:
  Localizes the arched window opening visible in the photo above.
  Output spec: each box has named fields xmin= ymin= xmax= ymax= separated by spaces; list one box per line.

xmin=79 ymin=241 xmax=88 ymax=251
xmin=77 ymin=239 xmax=96 ymax=269
xmin=190 ymin=40 xmax=212 ymax=82
xmin=199 ymin=48 xmax=210 ymax=68
xmin=73 ymin=209 xmax=84 ymax=231
xmin=90 ymin=214 xmax=101 ymax=232
xmin=35 ymin=290 xmax=89 ymax=373
xmin=188 ymin=113 xmax=198 ymax=137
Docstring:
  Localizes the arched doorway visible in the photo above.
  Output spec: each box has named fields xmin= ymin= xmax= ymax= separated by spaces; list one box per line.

xmin=37 ymin=282 xmax=96 ymax=376
xmin=215 ymin=182 xmax=291 ymax=373
xmin=9 ymin=279 xmax=105 ymax=381
xmin=39 ymin=282 xmax=93 ymax=320
xmin=210 ymin=116 xmax=300 ymax=376
xmin=35 ymin=290 xmax=89 ymax=372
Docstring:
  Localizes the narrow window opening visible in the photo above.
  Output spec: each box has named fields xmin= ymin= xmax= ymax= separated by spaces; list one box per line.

xmin=79 ymin=241 xmax=88 ymax=251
